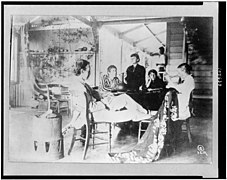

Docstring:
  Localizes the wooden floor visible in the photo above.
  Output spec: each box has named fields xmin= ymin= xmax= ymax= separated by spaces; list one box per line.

xmin=7 ymin=107 xmax=212 ymax=164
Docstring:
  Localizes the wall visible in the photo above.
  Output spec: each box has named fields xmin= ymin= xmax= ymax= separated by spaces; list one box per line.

xmin=99 ymin=28 xmax=150 ymax=84
xmin=10 ymin=26 xmax=96 ymax=107
xmin=166 ymin=22 xmax=184 ymax=81
xmin=186 ymin=17 xmax=213 ymax=98
xmin=28 ymin=28 xmax=93 ymax=52
xmin=99 ymin=28 xmax=122 ymax=82
xmin=28 ymin=28 xmax=96 ymax=85
xmin=166 ymin=19 xmax=213 ymax=98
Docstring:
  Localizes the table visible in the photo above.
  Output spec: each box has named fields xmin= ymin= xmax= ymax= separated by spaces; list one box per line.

xmin=128 ymin=91 xmax=162 ymax=111
xmin=112 ymin=89 xmax=166 ymax=110
xmin=113 ymin=89 xmax=167 ymax=135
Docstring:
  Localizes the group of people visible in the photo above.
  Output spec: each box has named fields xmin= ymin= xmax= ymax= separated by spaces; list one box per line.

xmin=60 ymin=50 xmax=195 ymax=162
xmin=102 ymin=52 xmax=166 ymax=93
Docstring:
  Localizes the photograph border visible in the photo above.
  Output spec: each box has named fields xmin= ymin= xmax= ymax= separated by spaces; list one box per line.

xmin=2 ymin=1 xmax=223 ymax=178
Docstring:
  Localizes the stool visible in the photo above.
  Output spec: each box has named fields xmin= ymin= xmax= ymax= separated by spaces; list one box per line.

xmin=32 ymin=112 xmax=64 ymax=161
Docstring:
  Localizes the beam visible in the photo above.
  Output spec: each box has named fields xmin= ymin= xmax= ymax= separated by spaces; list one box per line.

xmin=28 ymin=23 xmax=90 ymax=31
xmin=144 ymin=24 xmax=165 ymax=47
xmin=71 ymin=15 xmax=93 ymax=27
xmin=99 ymin=17 xmax=181 ymax=25
xmin=134 ymin=36 xmax=153 ymax=45
xmin=155 ymin=29 xmax=166 ymax=36
xmin=103 ymin=26 xmax=150 ymax=54
xmin=120 ymin=24 xmax=144 ymax=36
xmin=104 ymin=26 xmax=134 ymax=45
xmin=30 ymin=16 xmax=41 ymax=23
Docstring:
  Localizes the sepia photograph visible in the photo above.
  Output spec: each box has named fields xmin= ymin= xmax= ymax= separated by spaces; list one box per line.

xmin=3 ymin=2 xmax=219 ymax=177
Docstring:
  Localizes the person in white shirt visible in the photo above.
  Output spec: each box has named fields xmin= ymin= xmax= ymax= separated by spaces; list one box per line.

xmin=156 ymin=47 xmax=167 ymax=71
xmin=164 ymin=63 xmax=195 ymax=146
xmin=165 ymin=63 xmax=195 ymax=120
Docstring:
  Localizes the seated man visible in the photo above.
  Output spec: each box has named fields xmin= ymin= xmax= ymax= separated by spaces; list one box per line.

xmin=62 ymin=59 xmax=151 ymax=134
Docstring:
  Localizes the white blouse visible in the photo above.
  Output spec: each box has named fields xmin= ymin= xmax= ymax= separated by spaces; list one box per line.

xmin=169 ymin=75 xmax=195 ymax=120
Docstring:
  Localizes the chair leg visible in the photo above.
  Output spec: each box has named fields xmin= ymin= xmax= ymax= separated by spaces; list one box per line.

xmin=108 ymin=123 xmax=112 ymax=153
xmin=68 ymin=134 xmax=76 ymax=156
xmin=57 ymin=101 xmax=60 ymax=113
xmin=82 ymin=125 xmax=90 ymax=160
xmin=67 ymin=101 xmax=70 ymax=117
xmin=138 ymin=121 xmax=142 ymax=141
xmin=92 ymin=124 xmax=95 ymax=149
xmin=186 ymin=119 xmax=192 ymax=143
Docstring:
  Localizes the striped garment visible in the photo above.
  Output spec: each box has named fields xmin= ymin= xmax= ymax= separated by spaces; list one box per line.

xmin=100 ymin=74 xmax=121 ymax=92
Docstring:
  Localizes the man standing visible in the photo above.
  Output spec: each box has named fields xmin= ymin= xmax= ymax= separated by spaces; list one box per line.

xmin=125 ymin=53 xmax=146 ymax=91
xmin=156 ymin=47 xmax=167 ymax=71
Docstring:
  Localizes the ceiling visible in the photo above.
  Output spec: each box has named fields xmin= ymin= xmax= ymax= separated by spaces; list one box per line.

xmin=12 ymin=15 xmax=181 ymax=54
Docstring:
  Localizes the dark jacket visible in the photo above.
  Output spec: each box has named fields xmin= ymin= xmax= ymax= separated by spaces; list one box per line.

xmin=125 ymin=64 xmax=145 ymax=90
xmin=147 ymin=78 xmax=165 ymax=89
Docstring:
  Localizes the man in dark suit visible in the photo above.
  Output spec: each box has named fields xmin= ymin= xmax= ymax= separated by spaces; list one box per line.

xmin=125 ymin=53 xmax=146 ymax=91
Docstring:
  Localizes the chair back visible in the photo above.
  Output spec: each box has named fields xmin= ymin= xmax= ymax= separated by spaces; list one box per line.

xmin=33 ymin=79 xmax=48 ymax=96
xmin=84 ymin=92 xmax=91 ymax=137
xmin=189 ymin=90 xmax=194 ymax=116
xmin=33 ymin=79 xmax=52 ymax=110
xmin=82 ymin=92 xmax=92 ymax=159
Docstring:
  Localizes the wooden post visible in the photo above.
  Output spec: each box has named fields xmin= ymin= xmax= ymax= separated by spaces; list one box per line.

xmin=120 ymin=39 xmax=123 ymax=75
xmin=182 ymin=26 xmax=187 ymax=63
xmin=91 ymin=17 xmax=100 ymax=87
xmin=166 ymin=22 xmax=171 ymax=66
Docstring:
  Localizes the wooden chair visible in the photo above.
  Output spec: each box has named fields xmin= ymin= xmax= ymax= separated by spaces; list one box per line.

xmin=68 ymin=92 xmax=112 ymax=160
xmin=90 ymin=116 xmax=112 ymax=153
xmin=68 ymin=92 xmax=91 ymax=160
xmin=138 ymin=120 xmax=151 ymax=141
xmin=33 ymin=79 xmax=59 ymax=113
xmin=48 ymin=84 xmax=71 ymax=116
xmin=138 ymin=111 xmax=158 ymax=141
xmin=181 ymin=91 xmax=194 ymax=143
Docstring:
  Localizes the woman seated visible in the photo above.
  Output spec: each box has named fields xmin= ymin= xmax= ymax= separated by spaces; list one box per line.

xmin=146 ymin=69 xmax=166 ymax=91
xmin=62 ymin=59 xmax=151 ymax=134
xmin=101 ymin=65 xmax=121 ymax=92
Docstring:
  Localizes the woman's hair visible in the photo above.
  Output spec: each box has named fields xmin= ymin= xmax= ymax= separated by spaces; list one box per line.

xmin=130 ymin=53 xmax=140 ymax=62
xmin=107 ymin=65 xmax=117 ymax=73
xmin=148 ymin=69 xmax=158 ymax=77
xmin=177 ymin=63 xmax=192 ymax=74
xmin=74 ymin=59 xmax=90 ymax=76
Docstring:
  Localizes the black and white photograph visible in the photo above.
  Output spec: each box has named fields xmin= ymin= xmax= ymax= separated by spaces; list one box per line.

xmin=3 ymin=2 xmax=220 ymax=177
